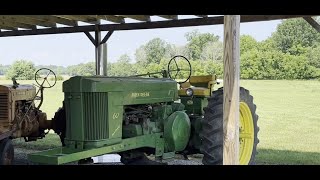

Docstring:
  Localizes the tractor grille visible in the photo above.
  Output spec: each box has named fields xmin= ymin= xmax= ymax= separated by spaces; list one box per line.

xmin=83 ymin=92 xmax=108 ymax=140
xmin=0 ymin=93 xmax=8 ymax=121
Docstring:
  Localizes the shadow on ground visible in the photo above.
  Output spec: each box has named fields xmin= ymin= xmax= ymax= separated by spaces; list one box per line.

xmin=12 ymin=136 xmax=320 ymax=165
xmin=256 ymin=148 xmax=320 ymax=165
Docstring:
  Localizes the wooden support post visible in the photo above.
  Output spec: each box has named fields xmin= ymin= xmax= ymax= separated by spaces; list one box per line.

xmin=223 ymin=15 xmax=240 ymax=165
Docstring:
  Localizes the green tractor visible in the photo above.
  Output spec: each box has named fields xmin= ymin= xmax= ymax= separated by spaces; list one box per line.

xmin=28 ymin=55 xmax=259 ymax=165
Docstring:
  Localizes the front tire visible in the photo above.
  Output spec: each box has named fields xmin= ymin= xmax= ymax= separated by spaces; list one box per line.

xmin=0 ymin=138 xmax=14 ymax=165
xmin=200 ymin=87 xmax=259 ymax=165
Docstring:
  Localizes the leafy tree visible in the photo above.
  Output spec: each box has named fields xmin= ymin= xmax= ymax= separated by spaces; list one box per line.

xmin=135 ymin=45 xmax=147 ymax=66
xmin=36 ymin=65 xmax=67 ymax=75
xmin=306 ymin=45 xmax=320 ymax=68
xmin=168 ymin=45 xmax=188 ymax=58
xmin=145 ymin=38 xmax=168 ymax=64
xmin=258 ymin=38 xmax=277 ymax=52
xmin=6 ymin=60 xmax=36 ymax=80
xmin=240 ymin=35 xmax=259 ymax=55
xmin=200 ymin=41 xmax=223 ymax=62
xmin=67 ymin=62 xmax=95 ymax=76
xmin=136 ymin=38 xmax=170 ymax=67
xmin=271 ymin=18 xmax=320 ymax=54
xmin=109 ymin=54 xmax=137 ymax=76
xmin=240 ymin=49 xmax=318 ymax=79
xmin=185 ymin=30 xmax=219 ymax=60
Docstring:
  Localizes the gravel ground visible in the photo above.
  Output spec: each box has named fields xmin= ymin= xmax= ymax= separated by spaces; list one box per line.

xmin=13 ymin=147 xmax=203 ymax=165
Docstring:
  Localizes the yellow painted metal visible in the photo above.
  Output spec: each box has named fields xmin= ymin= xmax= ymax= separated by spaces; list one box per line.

xmin=189 ymin=75 xmax=216 ymax=84
xmin=180 ymin=82 xmax=191 ymax=88
xmin=178 ymin=88 xmax=211 ymax=96
xmin=178 ymin=75 xmax=217 ymax=97
xmin=239 ymin=102 xmax=254 ymax=165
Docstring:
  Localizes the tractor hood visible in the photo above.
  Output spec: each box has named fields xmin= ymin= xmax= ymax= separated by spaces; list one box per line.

xmin=63 ymin=76 xmax=179 ymax=104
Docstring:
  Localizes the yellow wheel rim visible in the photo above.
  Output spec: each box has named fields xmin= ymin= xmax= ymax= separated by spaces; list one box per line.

xmin=239 ymin=102 xmax=254 ymax=165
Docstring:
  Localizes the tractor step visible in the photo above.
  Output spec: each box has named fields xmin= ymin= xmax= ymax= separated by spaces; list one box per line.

xmin=28 ymin=133 xmax=163 ymax=165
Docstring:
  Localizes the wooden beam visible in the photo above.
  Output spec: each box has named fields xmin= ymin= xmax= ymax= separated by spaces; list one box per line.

xmin=0 ymin=26 xmax=18 ymax=31
xmin=4 ymin=16 xmax=57 ymax=28
xmin=157 ymin=15 xmax=178 ymax=20
xmin=0 ymin=15 xmax=313 ymax=37
xmin=0 ymin=17 xmax=37 ymax=30
xmin=84 ymin=31 xmax=96 ymax=46
xmin=303 ymin=17 xmax=320 ymax=33
xmin=195 ymin=15 xmax=208 ymax=18
xmin=55 ymin=15 xmax=100 ymax=24
xmin=100 ymin=30 xmax=114 ymax=44
xmin=92 ymin=15 xmax=125 ymax=24
xmin=118 ymin=15 xmax=151 ymax=22
xmin=223 ymin=15 xmax=240 ymax=165
xmin=243 ymin=15 xmax=312 ymax=22
xmin=26 ymin=15 xmax=78 ymax=26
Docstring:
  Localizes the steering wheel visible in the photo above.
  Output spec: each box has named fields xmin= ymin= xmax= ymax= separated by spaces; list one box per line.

xmin=35 ymin=68 xmax=57 ymax=88
xmin=167 ymin=55 xmax=192 ymax=84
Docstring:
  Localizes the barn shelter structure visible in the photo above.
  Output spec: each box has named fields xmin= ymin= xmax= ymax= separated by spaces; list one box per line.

xmin=0 ymin=15 xmax=319 ymax=165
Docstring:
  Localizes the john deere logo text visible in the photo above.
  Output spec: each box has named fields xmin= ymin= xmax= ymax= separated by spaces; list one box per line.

xmin=131 ymin=92 xmax=150 ymax=98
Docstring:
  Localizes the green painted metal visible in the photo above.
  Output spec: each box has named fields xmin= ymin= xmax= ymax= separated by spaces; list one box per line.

xmin=28 ymin=133 xmax=164 ymax=165
xmin=63 ymin=76 xmax=178 ymax=105
xmin=122 ymin=124 xmax=143 ymax=138
xmin=180 ymin=96 xmax=208 ymax=115
xmin=164 ymin=111 xmax=191 ymax=152
xmin=62 ymin=76 xmax=178 ymax=150
xmin=27 ymin=75 xmax=212 ymax=164
xmin=180 ymin=96 xmax=208 ymax=153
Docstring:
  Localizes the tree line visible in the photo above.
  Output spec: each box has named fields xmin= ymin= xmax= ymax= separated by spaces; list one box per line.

xmin=1 ymin=18 xmax=320 ymax=80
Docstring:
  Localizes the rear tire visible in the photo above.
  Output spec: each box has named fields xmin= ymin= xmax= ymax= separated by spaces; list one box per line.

xmin=200 ymin=87 xmax=259 ymax=165
xmin=0 ymin=138 xmax=14 ymax=165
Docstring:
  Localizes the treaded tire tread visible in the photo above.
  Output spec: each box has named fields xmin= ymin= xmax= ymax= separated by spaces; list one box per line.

xmin=200 ymin=87 xmax=259 ymax=165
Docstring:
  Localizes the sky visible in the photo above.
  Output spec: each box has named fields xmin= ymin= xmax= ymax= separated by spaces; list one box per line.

xmin=0 ymin=16 xmax=282 ymax=67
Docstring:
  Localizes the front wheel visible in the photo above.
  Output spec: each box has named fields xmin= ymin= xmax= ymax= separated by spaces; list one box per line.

xmin=0 ymin=138 xmax=14 ymax=165
xmin=200 ymin=87 xmax=259 ymax=165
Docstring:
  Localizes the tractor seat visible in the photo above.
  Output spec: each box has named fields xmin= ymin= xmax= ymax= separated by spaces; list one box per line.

xmin=178 ymin=75 xmax=217 ymax=97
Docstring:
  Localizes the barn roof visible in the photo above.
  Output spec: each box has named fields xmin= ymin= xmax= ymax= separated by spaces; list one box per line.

xmin=0 ymin=15 xmax=318 ymax=37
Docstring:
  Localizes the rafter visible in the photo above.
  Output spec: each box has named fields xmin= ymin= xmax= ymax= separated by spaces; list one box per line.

xmin=157 ymin=15 xmax=178 ymax=20
xmin=5 ymin=16 xmax=56 ymax=28
xmin=0 ymin=15 xmax=313 ymax=37
xmin=118 ymin=15 xmax=151 ymax=22
xmin=304 ymin=16 xmax=320 ymax=33
xmin=0 ymin=25 xmax=18 ymax=31
xmin=92 ymin=15 xmax=125 ymax=24
xmin=26 ymin=15 xmax=78 ymax=26
xmin=0 ymin=16 xmax=37 ymax=29
xmin=55 ymin=15 xmax=100 ymax=24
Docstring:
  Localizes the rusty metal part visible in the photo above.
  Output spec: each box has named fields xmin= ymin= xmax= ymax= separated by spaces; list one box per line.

xmin=38 ymin=112 xmax=52 ymax=130
xmin=0 ymin=84 xmax=52 ymax=140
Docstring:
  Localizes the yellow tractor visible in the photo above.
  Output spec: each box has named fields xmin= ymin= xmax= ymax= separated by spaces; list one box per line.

xmin=0 ymin=68 xmax=55 ymax=165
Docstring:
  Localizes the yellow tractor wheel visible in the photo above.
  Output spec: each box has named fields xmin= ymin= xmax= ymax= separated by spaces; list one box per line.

xmin=200 ymin=87 xmax=259 ymax=165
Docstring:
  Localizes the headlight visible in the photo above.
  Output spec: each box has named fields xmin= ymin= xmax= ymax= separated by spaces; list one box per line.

xmin=186 ymin=88 xmax=194 ymax=96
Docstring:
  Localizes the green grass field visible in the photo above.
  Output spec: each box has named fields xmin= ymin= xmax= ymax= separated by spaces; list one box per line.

xmin=1 ymin=79 xmax=319 ymax=165
xmin=240 ymin=80 xmax=320 ymax=165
